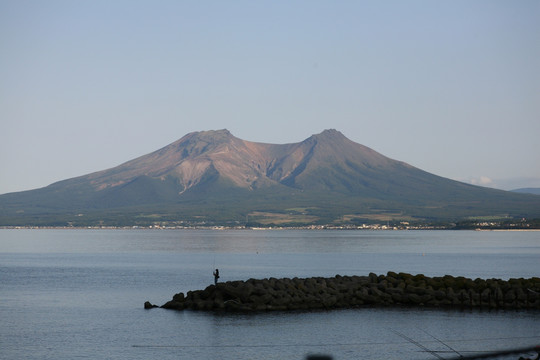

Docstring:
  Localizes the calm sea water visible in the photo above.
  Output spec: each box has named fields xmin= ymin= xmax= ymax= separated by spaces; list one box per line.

xmin=1 ymin=229 xmax=539 ymax=360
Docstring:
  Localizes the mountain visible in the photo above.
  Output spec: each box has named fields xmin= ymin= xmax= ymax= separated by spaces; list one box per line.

xmin=512 ymin=188 xmax=540 ymax=196
xmin=1 ymin=129 xmax=539 ymax=227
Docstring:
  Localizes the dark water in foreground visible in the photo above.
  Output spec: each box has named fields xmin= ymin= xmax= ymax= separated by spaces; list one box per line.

xmin=0 ymin=229 xmax=539 ymax=360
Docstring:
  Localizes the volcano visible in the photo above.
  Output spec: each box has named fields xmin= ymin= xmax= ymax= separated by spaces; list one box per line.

xmin=1 ymin=129 xmax=539 ymax=226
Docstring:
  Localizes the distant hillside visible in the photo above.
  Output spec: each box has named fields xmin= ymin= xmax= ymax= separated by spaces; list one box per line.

xmin=511 ymin=188 xmax=540 ymax=196
xmin=1 ymin=129 xmax=539 ymax=227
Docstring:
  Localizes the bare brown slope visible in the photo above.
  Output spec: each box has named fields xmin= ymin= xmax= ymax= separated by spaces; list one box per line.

xmin=83 ymin=129 xmax=302 ymax=193
xmin=80 ymin=129 xmax=388 ymax=194
xmin=276 ymin=129 xmax=401 ymax=189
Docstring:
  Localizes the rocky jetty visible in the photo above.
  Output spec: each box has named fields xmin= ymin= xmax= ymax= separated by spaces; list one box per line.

xmin=156 ymin=272 xmax=540 ymax=312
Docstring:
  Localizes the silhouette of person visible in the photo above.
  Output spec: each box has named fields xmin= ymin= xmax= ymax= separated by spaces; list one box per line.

xmin=213 ymin=269 xmax=220 ymax=285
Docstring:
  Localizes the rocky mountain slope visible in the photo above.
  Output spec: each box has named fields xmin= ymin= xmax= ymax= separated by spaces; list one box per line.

xmin=1 ymin=129 xmax=539 ymax=226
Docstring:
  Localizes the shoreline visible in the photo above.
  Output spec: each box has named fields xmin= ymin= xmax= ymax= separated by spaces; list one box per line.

xmin=2 ymin=226 xmax=540 ymax=231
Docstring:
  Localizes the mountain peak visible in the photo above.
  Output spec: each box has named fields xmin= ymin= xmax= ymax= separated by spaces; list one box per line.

xmin=318 ymin=128 xmax=344 ymax=137
xmin=197 ymin=128 xmax=232 ymax=137
xmin=182 ymin=129 xmax=234 ymax=143
xmin=308 ymin=129 xmax=346 ymax=142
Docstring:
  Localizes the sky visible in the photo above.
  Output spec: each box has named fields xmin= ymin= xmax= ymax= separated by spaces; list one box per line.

xmin=1 ymin=0 xmax=539 ymax=194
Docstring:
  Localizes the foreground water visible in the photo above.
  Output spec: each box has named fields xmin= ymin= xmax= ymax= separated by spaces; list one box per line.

xmin=0 ymin=229 xmax=539 ymax=360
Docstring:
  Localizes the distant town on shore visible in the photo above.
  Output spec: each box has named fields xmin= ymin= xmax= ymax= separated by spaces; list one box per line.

xmin=3 ymin=217 xmax=539 ymax=231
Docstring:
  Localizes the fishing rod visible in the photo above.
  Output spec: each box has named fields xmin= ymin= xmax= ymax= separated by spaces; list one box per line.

xmin=420 ymin=328 xmax=463 ymax=358
xmin=390 ymin=329 xmax=446 ymax=360
xmin=444 ymin=345 xmax=540 ymax=360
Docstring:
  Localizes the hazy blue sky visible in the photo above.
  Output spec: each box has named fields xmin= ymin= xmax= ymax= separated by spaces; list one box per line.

xmin=1 ymin=0 xmax=539 ymax=194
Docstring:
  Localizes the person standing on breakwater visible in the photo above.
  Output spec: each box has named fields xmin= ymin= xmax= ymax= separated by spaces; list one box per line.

xmin=213 ymin=269 xmax=220 ymax=285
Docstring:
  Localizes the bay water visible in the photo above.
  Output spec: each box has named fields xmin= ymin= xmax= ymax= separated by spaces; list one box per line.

xmin=1 ymin=229 xmax=539 ymax=359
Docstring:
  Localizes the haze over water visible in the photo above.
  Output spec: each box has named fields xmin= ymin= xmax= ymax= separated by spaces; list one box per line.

xmin=1 ymin=229 xmax=539 ymax=359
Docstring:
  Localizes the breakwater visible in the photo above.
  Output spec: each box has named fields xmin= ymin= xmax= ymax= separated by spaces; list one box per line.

xmin=155 ymin=272 xmax=540 ymax=312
